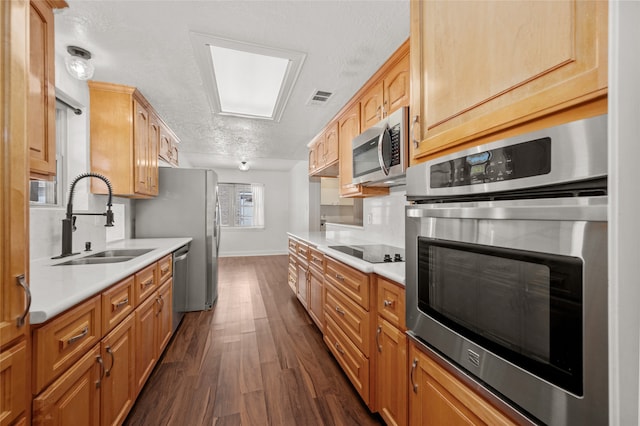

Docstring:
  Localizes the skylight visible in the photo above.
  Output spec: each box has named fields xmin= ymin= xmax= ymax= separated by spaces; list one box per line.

xmin=191 ymin=32 xmax=306 ymax=121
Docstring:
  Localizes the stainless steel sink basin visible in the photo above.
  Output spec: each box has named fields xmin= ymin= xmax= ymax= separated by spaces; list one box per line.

xmin=55 ymin=256 xmax=135 ymax=266
xmin=85 ymin=249 xmax=153 ymax=258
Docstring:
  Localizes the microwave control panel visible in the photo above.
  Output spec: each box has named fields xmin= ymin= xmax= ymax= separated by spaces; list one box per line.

xmin=388 ymin=123 xmax=402 ymax=167
xmin=430 ymin=137 xmax=551 ymax=188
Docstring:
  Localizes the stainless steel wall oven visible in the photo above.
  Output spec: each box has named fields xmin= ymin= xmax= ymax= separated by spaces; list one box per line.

xmin=405 ymin=115 xmax=608 ymax=425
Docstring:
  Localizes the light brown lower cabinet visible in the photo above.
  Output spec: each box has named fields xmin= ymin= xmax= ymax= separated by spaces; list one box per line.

xmin=32 ymin=345 xmax=102 ymax=425
xmin=408 ymin=340 xmax=516 ymax=426
xmin=101 ymin=314 xmax=136 ymax=426
xmin=31 ymin=257 xmax=175 ymax=425
xmin=376 ymin=317 xmax=408 ymax=426
xmin=0 ymin=338 xmax=29 ymax=425
xmin=135 ymin=290 xmax=158 ymax=393
xmin=307 ymin=265 xmax=324 ymax=331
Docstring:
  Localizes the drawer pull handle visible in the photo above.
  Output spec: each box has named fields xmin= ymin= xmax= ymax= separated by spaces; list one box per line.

xmin=142 ymin=278 xmax=154 ymax=288
xmin=161 ymin=265 xmax=170 ymax=275
xmin=156 ymin=294 xmax=164 ymax=315
xmin=312 ymin=256 xmax=322 ymax=263
xmin=411 ymin=358 xmax=419 ymax=393
xmin=68 ymin=326 xmax=89 ymax=345
xmin=335 ymin=273 xmax=345 ymax=281
xmin=376 ymin=325 xmax=382 ymax=353
xmin=105 ymin=346 xmax=115 ymax=377
xmin=114 ymin=297 xmax=129 ymax=310
xmin=334 ymin=342 xmax=345 ymax=355
xmin=383 ymin=299 xmax=394 ymax=308
xmin=16 ymin=274 xmax=31 ymax=328
xmin=96 ymin=355 xmax=105 ymax=388
xmin=335 ymin=305 xmax=346 ymax=315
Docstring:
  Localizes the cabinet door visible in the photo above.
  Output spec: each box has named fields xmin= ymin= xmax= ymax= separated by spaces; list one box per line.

xmin=324 ymin=121 xmax=339 ymax=165
xmin=1 ymin=3 xmax=31 ymax=422
xmin=28 ymin=0 xmax=56 ymax=178
xmin=376 ymin=318 xmax=407 ymax=426
xmin=308 ymin=267 xmax=324 ymax=331
xmin=308 ymin=142 xmax=318 ymax=174
xmin=410 ymin=0 xmax=607 ymax=162
xmin=147 ymin=112 xmax=160 ymax=196
xmin=32 ymin=345 xmax=101 ymax=426
xmin=156 ymin=279 xmax=173 ymax=354
xmin=0 ymin=339 xmax=28 ymax=425
xmin=408 ymin=342 xmax=515 ymax=426
xmin=133 ymin=99 xmax=150 ymax=195
xmin=360 ymin=81 xmax=384 ymax=131
xmin=338 ymin=103 xmax=360 ymax=196
xmin=135 ymin=295 xmax=157 ymax=393
xmin=101 ymin=314 xmax=135 ymax=426
xmin=296 ymin=265 xmax=309 ymax=309
xmin=383 ymin=54 xmax=410 ymax=116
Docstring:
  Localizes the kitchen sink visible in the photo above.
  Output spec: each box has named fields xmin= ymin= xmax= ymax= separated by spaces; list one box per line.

xmin=85 ymin=249 xmax=153 ymax=258
xmin=55 ymin=256 xmax=135 ymax=266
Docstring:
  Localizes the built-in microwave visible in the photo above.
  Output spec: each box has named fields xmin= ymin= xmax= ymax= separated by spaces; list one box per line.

xmin=352 ymin=106 xmax=408 ymax=187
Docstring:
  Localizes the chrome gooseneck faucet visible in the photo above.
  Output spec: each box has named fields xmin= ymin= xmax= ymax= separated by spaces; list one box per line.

xmin=54 ymin=172 xmax=115 ymax=259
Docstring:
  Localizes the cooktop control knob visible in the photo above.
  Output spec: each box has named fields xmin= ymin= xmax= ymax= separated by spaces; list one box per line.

xmin=394 ymin=253 xmax=403 ymax=262
xmin=383 ymin=254 xmax=392 ymax=262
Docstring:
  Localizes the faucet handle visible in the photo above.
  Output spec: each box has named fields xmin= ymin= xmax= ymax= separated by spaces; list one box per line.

xmin=72 ymin=216 xmax=77 ymax=232
xmin=105 ymin=207 xmax=115 ymax=227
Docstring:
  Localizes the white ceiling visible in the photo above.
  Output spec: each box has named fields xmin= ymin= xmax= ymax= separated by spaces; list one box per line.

xmin=54 ymin=0 xmax=410 ymax=171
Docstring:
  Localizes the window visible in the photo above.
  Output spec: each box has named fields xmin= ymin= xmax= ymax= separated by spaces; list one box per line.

xmin=29 ymin=101 xmax=66 ymax=205
xmin=218 ymin=183 xmax=265 ymax=228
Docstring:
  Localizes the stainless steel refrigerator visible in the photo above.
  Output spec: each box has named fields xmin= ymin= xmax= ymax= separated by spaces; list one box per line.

xmin=135 ymin=167 xmax=220 ymax=311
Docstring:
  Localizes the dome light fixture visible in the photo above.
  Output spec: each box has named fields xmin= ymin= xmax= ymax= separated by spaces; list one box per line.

xmin=238 ymin=161 xmax=250 ymax=171
xmin=65 ymin=46 xmax=95 ymax=80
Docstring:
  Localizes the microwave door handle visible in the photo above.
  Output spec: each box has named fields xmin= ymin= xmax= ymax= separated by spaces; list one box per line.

xmin=378 ymin=129 xmax=390 ymax=176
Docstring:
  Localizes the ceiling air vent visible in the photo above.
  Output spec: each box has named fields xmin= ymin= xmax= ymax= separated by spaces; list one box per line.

xmin=307 ymin=89 xmax=333 ymax=106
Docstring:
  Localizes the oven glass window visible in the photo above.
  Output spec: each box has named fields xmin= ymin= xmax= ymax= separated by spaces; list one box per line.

xmin=417 ymin=237 xmax=583 ymax=395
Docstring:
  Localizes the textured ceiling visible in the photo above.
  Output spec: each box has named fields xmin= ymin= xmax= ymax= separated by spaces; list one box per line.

xmin=54 ymin=0 xmax=410 ymax=171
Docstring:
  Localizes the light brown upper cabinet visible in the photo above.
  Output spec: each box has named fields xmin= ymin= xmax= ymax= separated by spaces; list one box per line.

xmin=28 ymin=0 xmax=68 ymax=180
xmin=159 ymin=122 xmax=179 ymax=167
xmin=309 ymin=121 xmax=339 ymax=177
xmin=409 ymin=0 xmax=608 ymax=164
xmin=89 ymin=81 xmax=165 ymax=198
xmin=361 ymin=53 xmax=410 ymax=132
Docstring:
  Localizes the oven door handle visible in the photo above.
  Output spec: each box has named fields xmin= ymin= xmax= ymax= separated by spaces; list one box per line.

xmin=406 ymin=202 xmax=607 ymax=222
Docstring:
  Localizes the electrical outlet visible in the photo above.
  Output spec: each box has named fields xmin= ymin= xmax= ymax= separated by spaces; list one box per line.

xmin=367 ymin=213 xmax=373 ymax=225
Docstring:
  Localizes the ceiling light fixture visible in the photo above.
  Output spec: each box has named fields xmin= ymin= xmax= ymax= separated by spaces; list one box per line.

xmin=65 ymin=46 xmax=94 ymax=80
xmin=239 ymin=161 xmax=250 ymax=171
xmin=190 ymin=32 xmax=306 ymax=121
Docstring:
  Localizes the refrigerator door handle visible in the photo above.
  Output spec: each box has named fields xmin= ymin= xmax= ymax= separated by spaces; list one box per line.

xmin=215 ymin=194 xmax=221 ymax=253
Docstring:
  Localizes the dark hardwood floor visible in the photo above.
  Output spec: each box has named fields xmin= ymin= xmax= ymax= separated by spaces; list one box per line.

xmin=124 ymin=255 xmax=383 ymax=426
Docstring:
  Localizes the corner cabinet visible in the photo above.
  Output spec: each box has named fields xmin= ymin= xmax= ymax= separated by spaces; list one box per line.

xmin=409 ymin=0 xmax=608 ymax=164
xmin=88 ymin=81 xmax=164 ymax=198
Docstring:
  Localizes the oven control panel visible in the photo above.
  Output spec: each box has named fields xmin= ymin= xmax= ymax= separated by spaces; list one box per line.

xmin=430 ymin=137 xmax=551 ymax=188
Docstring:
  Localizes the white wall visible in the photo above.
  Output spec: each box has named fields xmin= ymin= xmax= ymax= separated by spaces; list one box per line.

xmin=288 ymin=160 xmax=319 ymax=233
xmin=608 ymin=1 xmax=640 ymax=424
xmin=216 ymin=168 xmax=290 ymax=257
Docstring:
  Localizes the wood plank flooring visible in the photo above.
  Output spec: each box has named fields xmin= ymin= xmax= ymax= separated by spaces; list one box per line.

xmin=124 ymin=255 xmax=383 ymax=426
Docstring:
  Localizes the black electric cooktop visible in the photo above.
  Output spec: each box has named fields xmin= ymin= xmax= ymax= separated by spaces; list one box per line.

xmin=328 ymin=244 xmax=405 ymax=264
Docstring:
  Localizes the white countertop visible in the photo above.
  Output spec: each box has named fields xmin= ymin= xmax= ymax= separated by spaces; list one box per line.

xmin=287 ymin=231 xmax=405 ymax=285
xmin=29 ymin=238 xmax=192 ymax=324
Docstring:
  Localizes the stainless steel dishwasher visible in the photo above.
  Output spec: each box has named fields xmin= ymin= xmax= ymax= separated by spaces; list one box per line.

xmin=172 ymin=244 xmax=190 ymax=333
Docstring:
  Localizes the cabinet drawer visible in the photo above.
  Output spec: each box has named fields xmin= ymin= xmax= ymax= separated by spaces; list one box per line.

xmin=376 ymin=276 xmax=406 ymax=330
xmin=308 ymin=246 xmax=324 ymax=273
xmin=325 ymin=282 xmax=370 ymax=357
xmin=325 ymin=257 xmax=370 ymax=310
xmin=157 ymin=254 xmax=172 ymax=284
xmin=32 ymin=295 xmax=101 ymax=394
xmin=297 ymin=241 xmax=309 ymax=267
xmin=102 ymin=276 xmax=135 ymax=334
xmin=287 ymin=263 xmax=297 ymax=294
xmin=324 ymin=316 xmax=370 ymax=404
xmin=135 ymin=262 xmax=158 ymax=305
xmin=288 ymin=238 xmax=297 ymax=256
